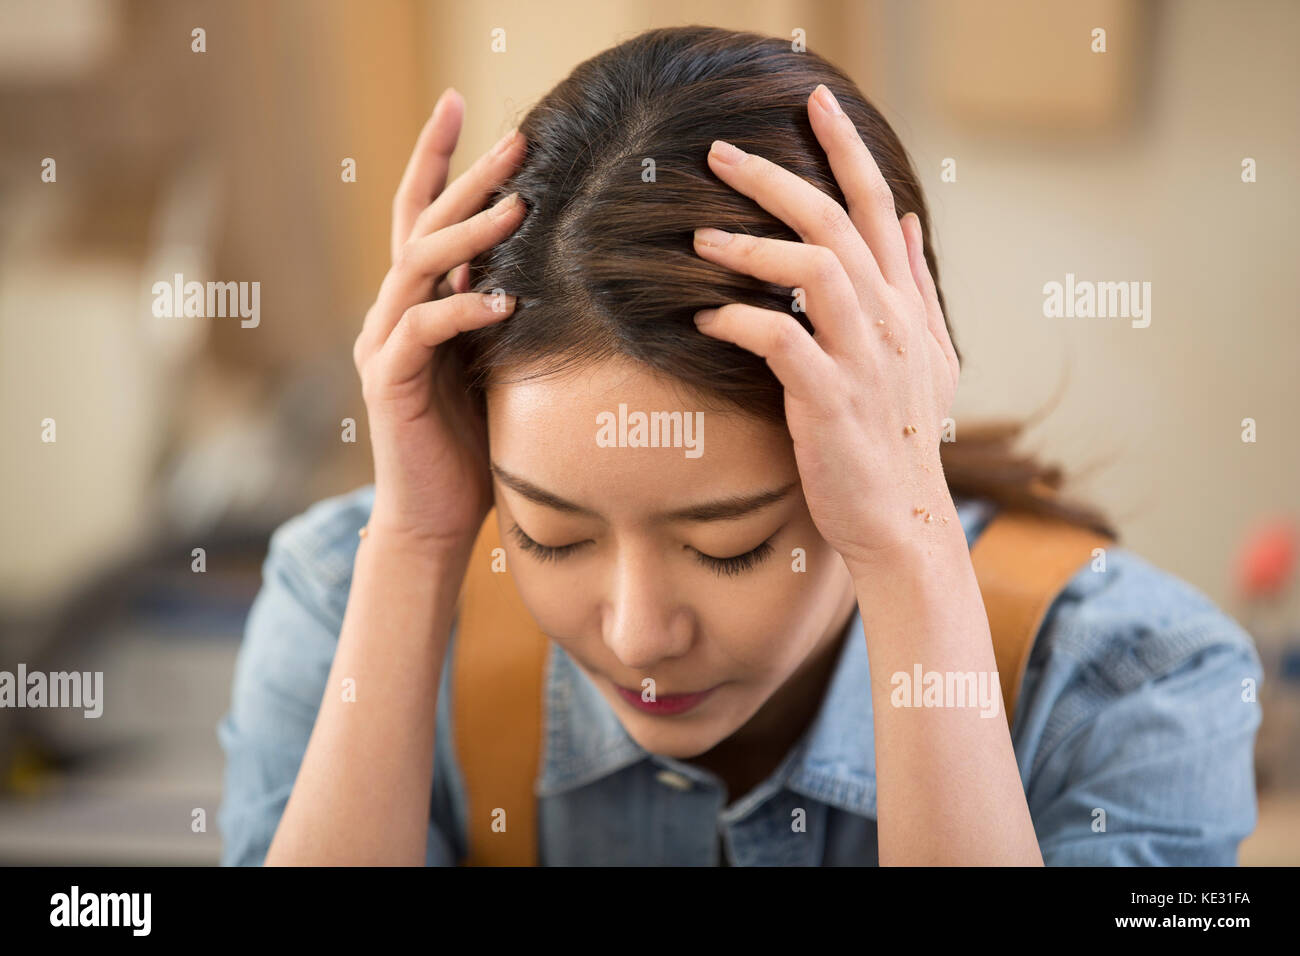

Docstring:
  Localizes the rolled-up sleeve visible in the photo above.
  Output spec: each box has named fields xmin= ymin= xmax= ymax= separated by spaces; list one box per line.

xmin=1024 ymin=597 xmax=1263 ymax=865
xmin=216 ymin=500 xmax=459 ymax=866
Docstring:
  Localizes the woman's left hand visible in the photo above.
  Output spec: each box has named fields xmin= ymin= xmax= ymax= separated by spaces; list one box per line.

xmin=691 ymin=83 xmax=961 ymax=574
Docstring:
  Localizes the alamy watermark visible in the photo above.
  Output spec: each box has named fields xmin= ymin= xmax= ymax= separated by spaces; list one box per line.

xmin=1 ymin=664 xmax=102 ymax=718
xmin=1042 ymin=273 xmax=1151 ymax=328
xmin=596 ymin=403 xmax=703 ymax=458
xmin=152 ymin=272 xmax=260 ymax=328
xmin=890 ymin=665 xmax=1001 ymax=718
xmin=50 ymin=886 xmax=150 ymax=936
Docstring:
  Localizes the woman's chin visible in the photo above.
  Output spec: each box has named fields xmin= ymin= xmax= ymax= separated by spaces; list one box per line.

xmin=621 ymin=720 xmax=728 ymax=760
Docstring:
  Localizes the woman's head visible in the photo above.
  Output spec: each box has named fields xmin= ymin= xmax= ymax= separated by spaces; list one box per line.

xmin=454 ymin=25 xmax=908 ymax=759
xmin=454 ymin=25 xmax=1112 ymax=760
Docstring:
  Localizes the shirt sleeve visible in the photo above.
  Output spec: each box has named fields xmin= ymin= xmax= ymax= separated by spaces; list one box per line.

xmin=1019 ymin=557 xmax=1263 ymax=866
xmin=215 ymin=501 xmax=460 ymax=866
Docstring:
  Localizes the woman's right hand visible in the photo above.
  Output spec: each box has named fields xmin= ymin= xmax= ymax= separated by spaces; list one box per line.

xmin=352 ymin=88 xmax=527 ymax=554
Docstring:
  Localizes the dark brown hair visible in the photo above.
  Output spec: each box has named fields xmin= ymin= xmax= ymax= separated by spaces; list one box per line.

xmin=457 ymin=25 xmax=1117 ymax=540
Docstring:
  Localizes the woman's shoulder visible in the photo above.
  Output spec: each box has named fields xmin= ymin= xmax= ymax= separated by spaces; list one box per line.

xmin=959 ymin=495 xmax=1260 ymax=680
xmin=961 ymin=497 xmax=1262 ymax=752
xmin=1012 ymin=520 xmax=1263 ymax=779
xmin=258 ymin=484 xmax=377 ymax=622
xmin=267 ymin=483 xmax=375 ymax=565
xmin=1005 ymin=526 xmax=1264 ymax=863
xmin=1045 ymin=539 xmax=1260 ymax=679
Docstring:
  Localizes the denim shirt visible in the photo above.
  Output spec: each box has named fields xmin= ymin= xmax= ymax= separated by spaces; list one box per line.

xmin=217 ymin=484 xmax=1262 ymax=865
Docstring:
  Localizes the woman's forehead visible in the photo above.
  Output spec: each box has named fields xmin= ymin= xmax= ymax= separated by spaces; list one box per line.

xmin=485 ymin=359 xmax=796 ymax=515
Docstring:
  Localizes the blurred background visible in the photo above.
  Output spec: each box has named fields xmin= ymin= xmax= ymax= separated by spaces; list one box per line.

xmin=0 ymin=0 xmax=1296 ymax=864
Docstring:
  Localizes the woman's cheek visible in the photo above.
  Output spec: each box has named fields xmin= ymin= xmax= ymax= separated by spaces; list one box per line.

xmin=508 ymin=561 xmax=593 ymax=641
xmin=699 ymin=574 xmax=818 ymax=671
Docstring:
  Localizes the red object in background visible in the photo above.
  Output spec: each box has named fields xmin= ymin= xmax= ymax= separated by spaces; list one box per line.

xmin=1235 ymin=517 xmax=1299 ymax=601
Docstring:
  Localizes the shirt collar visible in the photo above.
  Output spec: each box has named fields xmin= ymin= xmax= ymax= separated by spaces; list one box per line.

xmin=535 ymin=496 xmax=996 ymax=820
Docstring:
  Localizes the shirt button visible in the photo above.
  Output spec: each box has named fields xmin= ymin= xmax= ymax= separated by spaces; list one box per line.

xmin=655 ymin=769 xmax=694 ymax=791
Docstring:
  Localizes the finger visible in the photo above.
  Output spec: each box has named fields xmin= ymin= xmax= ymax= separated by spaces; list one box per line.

xmin=901 ymin=212 xmax=959 ymax=388
xmin=405 ymin=125 xmax=526 ymax=243
xmin=691 ymin=303 xmax=837 ymax=404
xmin=358 ymin=193 xmax=525 ymax=362
xmin=392 ymin=88 xmax=464 ymax=263
xmin=373 ymin=290 xmax=517 ymax=387
xmin=692 ymin=228 xmax=864 ymax=356
xmin=806 ymin=84 xmax=912 ymax=289
xmin=705 ymin=139 xmax=882 ymax=294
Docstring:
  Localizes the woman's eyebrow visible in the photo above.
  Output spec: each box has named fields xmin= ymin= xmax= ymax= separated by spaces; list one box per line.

xmin=490 ymin=462 xmax=797 ymax=522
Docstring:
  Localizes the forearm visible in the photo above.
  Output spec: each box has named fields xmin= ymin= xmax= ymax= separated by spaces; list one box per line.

xmin=848 ymin=496 xmax=1044 ymax=866
xmin=265 ymin=528 xmax=472 ymax=866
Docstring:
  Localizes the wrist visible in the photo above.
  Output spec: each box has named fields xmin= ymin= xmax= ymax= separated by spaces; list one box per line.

xmin=848 ymin=532 xmax=973 ymax=610
xmin=840 ymin=483 xmax=961 ymax=580
xmin=847 ymin=520 xmax=981 ymax=653
xmin=364 ymin=497 xmax=484 ymax=559
xmin=845 ymin=533 xmax=929 ymax=589
xmin=359 ymin=517 xmax=479 ymax=570
xmin=354 ymin=523 xmax=476 ymax=627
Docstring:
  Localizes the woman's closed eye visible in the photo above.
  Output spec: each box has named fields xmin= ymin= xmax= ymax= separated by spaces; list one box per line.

xmin=508 ymin=522 xmax=588 ymax=563
xmin=691 ymin=536 xmax=775 ymax=577
xmin=507 ymin=522 xmax=777 ymax=577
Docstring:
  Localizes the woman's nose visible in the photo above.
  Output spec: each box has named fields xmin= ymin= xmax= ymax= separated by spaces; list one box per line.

xmin=600 ymin=552 xmax=692 ymax=671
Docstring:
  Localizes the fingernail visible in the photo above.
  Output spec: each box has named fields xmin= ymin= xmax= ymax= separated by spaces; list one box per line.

xmin=489 ymin=191 xmax=520 ymax=218
xmin=694 ymin=227 xmax=733 ymax=248
xmin=814 ymin=84 xmax=843 ymax=117
xmin=432 ymin=88 xmax=461 ymax=124
xmin=492 ymin=126 xmax=519 ymax=156
xmin=710 ymin=140 xmax=746 ymax=165
xmin=694 ymin=309 xmax=718 ymax=327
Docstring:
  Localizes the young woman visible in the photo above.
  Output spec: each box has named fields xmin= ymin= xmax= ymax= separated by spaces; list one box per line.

xmin=217 ymin=26 xmax=1261 ymax=866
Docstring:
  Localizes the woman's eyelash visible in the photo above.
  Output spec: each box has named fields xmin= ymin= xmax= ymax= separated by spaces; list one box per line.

xmin=692 ymin=537 xmax=775 ymax=577
xmin=508 ymin=523 xmax=587 ymax=563
xmin=509 ymin=522 xmax=776 ymax=578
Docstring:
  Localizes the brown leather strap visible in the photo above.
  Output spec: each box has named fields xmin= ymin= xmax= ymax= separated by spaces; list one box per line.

xmin=968 ymin=509 xmax=1113 ymax=727
xmin=453 ymin=505 xmax=1113 ymax=865
xmin=451 ymin=509 xmax=550 ymax=866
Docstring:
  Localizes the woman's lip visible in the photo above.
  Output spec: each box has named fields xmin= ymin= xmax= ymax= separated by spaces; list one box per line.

xmin=613 ymin=682 xmax=720 ymax=715
xmin=619 ymin=685 xmax=713 ymax=699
